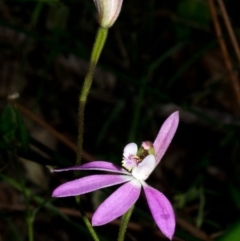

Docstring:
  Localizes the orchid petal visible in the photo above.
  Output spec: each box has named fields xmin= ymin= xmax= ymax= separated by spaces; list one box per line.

xmin=153 ymin=111 xmax=179 ymax=165
xmin=143 ymin=184 xmax=175 ymax=240
xmin=52 ymin=174 xmax=133 ymax=197
xmin=54 ymin=161 xmax=130 ymax=175
xmin=123 ymin=143 xmax=138 ymax=157
xmin=92 ymin=179 xmax=141 ymax=226
xmin=132 ymin=154 xmax=155 ymax=181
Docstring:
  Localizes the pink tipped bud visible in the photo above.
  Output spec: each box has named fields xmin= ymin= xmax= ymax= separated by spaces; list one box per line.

xmin=142 ymin=141 xmax=152 ymax=150
xmin=93 ymin=0 xmax=123 ymax=28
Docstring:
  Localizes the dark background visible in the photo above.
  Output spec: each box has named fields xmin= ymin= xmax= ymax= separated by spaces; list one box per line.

xmin=0 ymin=0 xmax=240 ymax=240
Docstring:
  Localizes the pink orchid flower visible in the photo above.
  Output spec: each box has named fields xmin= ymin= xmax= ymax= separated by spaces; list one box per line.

xmin=52 ymin=111 xmax=179 ymax=240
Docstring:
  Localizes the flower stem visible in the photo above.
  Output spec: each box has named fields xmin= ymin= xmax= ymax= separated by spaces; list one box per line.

xmin=13 ymin=154 xmax=34 ymax=241
xmin=77 ymin=27 xmax=108 ymax=165
xmin=27 ymin=215 xmax=34 ymax=241
xmin=75 ymin=26 xmax=108 ymax=241
xmin=75 ymin=196 xmax=100 ymax=241
xmin=117 ymin=206 xmax=134 ymax=241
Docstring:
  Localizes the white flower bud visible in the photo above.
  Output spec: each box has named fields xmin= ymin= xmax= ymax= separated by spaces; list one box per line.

xmin=93 ymin=0 xmax=123 ymax=28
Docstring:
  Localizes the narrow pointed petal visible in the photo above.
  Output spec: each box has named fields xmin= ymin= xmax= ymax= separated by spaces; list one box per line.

xmin=132 ymin=155 xmax=155 ymax=181
xmin=52 ymin=174 xmax=133 ymax=197
xmin=143 ymin=184 xmax=175 ymax=240
xmin=92 ymin=179 xmax=141 ymax=226
xmin=153 ymin=111 xmax=179 ymax=165
xmin=54 ymin=161 xmax=130 ymax=175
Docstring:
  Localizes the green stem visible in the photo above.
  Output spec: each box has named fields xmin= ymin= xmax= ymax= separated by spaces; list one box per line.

xmin=75 ymin=196 xmax=100 ymax=241
xmin=13 ymin=154 xmax=34 ymax=241
xmin=117 ymin=206 xmax=134 ymax=241
xmin=27 ymin=216 xmax=34 ymax=241
xmin=77 ymin=27 xmax=108 ymax=165
xmin=75 ymin=27 xmax=108 ymax=241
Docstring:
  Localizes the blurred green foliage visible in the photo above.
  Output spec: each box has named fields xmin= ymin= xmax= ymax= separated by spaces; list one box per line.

xmin=0 ymin=104 xmax=29 ymax=149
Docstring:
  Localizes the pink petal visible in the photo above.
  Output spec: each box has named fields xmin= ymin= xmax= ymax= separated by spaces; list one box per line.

xmin=54 ymin=161 xmax=130 ymax=175
xmin=52 ymin=174 xmax=133 ymax=197
xmin=132 ymin=154 xmax=155 ymax=181
xmin=92 ymin=179 xmax=141 ymax=226
xmin=143 ymin=184 xmax=175 ymax=240
xmin=153 ymin=111 xmax=179 ymax=165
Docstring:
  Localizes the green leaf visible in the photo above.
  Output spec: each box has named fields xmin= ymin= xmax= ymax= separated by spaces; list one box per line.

xmin=176 ymin=0 xmax=210 ymax=39
xmin=15 ymin=108 xmax=30 ymax=150
xmin=229 ymin=185 xmax=240 ymax=210
xmin=0 ymin=104 xmax=29 ymax=149
xmin=177 ymin=0 xmax=210 ymax=25
xmin=216 ymin=221 xmax=240 ymax=241
xmin=0 ymin=104 xmax=17 ymax=143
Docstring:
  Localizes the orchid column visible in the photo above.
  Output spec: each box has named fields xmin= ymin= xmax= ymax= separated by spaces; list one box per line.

xmin=77 ymin=0 xmax=124 ymax=165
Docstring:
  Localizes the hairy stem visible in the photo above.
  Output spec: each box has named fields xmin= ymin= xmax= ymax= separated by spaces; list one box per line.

xmin=75 ymin=196 xmax=100 ymax=241
xmin=75 ymin=27 xmax=108 ymax=241
xmin=77 ymin=27 xmax=108 ymax=165
xmin=117 ymin=206 xmax=134 ymax=241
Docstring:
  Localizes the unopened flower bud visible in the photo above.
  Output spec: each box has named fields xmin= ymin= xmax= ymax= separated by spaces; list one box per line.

xmin=93 ymin=0 xmax=123 ymax=28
